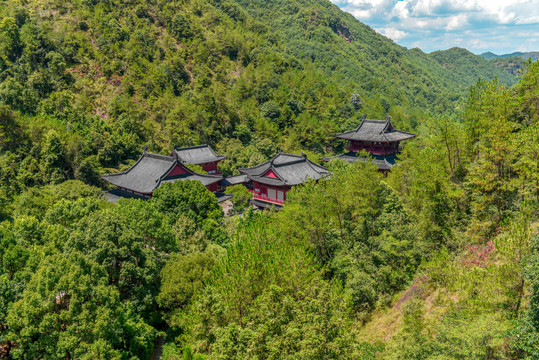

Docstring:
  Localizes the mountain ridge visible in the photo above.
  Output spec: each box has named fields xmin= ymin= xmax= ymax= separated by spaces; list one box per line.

xmin=0 ymin=0 xmax=521 ymax=182
xmin=229 ymin=0 xmax=517 ymax=115
xmin=480 ymin=51 xmax=539 ymax=61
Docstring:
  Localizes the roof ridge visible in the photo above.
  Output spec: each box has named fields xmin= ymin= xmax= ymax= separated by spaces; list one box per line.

xmin=275 ymin=152 xmax=307 ymax=160
xmin=174 ymin=144 xmax=209 ymax=150
xmin=269 ymin=153 xmax=278 ymax=166
xmin=305 ymin=158 xmax=330 ymax=173
xmin=355 ymin=115 xmax=366 ymax=132
xmin=173 ymin=144 xmax=227 ymax=164
xmin=102 ymin=152 xmax=160 ymax=178
xmin=392 ymin=129 xmax=416 ymax=136
xmin=382 ymin=117 xmax=391 ymax=133
xmin=238 ymin=158 xmax=273 ymax=173
xmin=364 ymin=119 xmax=387 ymax=122
xmin=145 ymin=152 xmax=176 ymax=161
xmin=273 ymin=158 xmax=307 ymax=168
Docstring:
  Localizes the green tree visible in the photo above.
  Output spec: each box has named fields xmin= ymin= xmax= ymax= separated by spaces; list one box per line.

xmin=158 ymin=248 xmax=221 ymax=311
xmin=227 ymin=184 xmax=252 ymax=213
xmin=512 ymin=123 xmax=539 ymax=203
xmin=0 ymin=106 xmax=21 ymax=151
xmin=7 ymin=253 xmax=155 ymax=360
xmin=510 ymin=231 xmax=539 ymax=358
xmin=151 ymin=180 xmax=225 ymax=244
xmin=12 ymin=180 xmax=103 ymax=220
xmin=0 ymin=17 xmax=21 ymax=62
xmin=465 ymin=81 xmax=517 ymax=237
xmin=40 ymin=130 xmax=68 ymax=185
xmin=67 ymin=204 xmax=171 ymax=321
xmin=184 ymin=213 xmax=360 ymax=359
xmin=0 ymin=275 xmax=15 ymax=356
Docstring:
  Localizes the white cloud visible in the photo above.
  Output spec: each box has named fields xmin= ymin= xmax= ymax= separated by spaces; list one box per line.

xmin=445 ymin=14 xmax=469 ymax=30
xmin=379 ymin=27 xmax=409 ymax=40
xmin=332 ymin=0 xmax=539 ymax=53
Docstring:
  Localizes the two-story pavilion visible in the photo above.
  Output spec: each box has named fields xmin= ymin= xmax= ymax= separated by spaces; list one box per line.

xmin=102 ymin=147 xmax=223 ymax=199
xmin=336 ymin=115 xmax=415 ymax=155
xmin=329 ymin=115 xmax=415 ymax=171
xmin=239 ymin=152 xmax=330 ymax=209
xmin=171 ymin=144 xmax=226 ymax=174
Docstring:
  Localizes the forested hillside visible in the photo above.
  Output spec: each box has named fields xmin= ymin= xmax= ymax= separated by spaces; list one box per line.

xmin=491 ymin=56 xmax=527 ymax=77
xmin=480 ymin=52 xmax=539 ymax=77
xmin=429 ymin=47 xmax=517 ymax=87
xmin=1 ymin=0 xmax=538 ymax=359
xmin=0 ymin=0 xmax=516 ymax=198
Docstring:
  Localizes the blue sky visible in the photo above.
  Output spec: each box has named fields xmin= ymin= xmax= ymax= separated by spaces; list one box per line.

xmin=331 ymin=0 xmax=539 ymax=54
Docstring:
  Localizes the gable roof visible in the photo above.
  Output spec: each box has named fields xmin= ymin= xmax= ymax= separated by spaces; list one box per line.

xmin=239 ymin=152 xmax=330 ymax=186
xmin=172 ymin=144 xmax=226 ymax=165
xmin=336 ymin=115 xmax=415 ymax=143
xmin=219 ymin=174 xmax=249 ymax=187
xmin=102 ymin=151 xmax=222 ymax=194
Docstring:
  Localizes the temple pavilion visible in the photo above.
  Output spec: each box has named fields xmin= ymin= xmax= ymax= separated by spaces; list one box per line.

xmin=238 ymin=152 xmax=330 ymax=209
xmin=171 ymin=144 xmax=226 ymax=174
xmin=102 ymin=146 xmax=224 ymax=199
xmin=326 ymin=115 xmax=415 ymax=171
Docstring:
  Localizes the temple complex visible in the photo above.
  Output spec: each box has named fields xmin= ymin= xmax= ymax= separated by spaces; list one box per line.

xmin=102 ymin=120 xmax=414 ymax=208
xmin=238 ymin=152 xmax=330 ymax=209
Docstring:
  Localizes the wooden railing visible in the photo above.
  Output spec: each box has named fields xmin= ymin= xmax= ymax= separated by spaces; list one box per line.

xmin=249 ymin=191 xmax=285 ymax=205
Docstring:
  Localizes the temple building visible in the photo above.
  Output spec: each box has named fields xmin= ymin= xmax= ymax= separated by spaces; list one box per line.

xmin=171 ymin=144 xmax=226 ymax=174
xmin=102 ymin=147 xmax=223 ymax=199
xmin=238 ymin=152 xmax=330 ymax=209
xmin=327 ymin=115 xmax=415 ymax=171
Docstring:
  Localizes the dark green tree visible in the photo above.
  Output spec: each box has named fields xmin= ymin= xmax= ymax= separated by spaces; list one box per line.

xmin=7 ymin=252 xmax=155 ymax=360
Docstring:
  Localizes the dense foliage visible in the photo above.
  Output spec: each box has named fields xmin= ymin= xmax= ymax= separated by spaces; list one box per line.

xmin=0 ymin=0 xmax=517 ymax=205
xmin=0 ymin=0 xmax=538 ymax=358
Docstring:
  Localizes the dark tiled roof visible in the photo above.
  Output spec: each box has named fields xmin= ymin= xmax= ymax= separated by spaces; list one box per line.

xmin=103 ymin=189 xmax=148 ymax=203
xmin=250 ymin=199 xmax=283 ymax=211
xmin=322 ymin=151 xmax=397 ymax=171
xmin=172 ymin=144 xmax=226 ymax=165
xmin=102 ymin=153 xmax=177 ymax=194
xmin=248 ymin=175 xmax=286 ymax=186
xmin=336 ymin=115 xmax=415 ymax=142
xmin=219 ymin=174 xmax=249 ymax=187
xmin=102 ymin=151 xmax=222 ymax=194
xmin=215 ymin=193 xmax=233 ymax=203
xmin=239 ymin=153 xmax=330 ymax=186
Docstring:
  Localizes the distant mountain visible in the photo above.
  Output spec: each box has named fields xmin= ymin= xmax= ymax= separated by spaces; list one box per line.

xmin=479 ymin=51 xmax=539 ymax=76
xmin=490 ymin=57 xmax=526 ymax=77
xmin=428 ymin=47 xmax=517 ymax=87
xmin=230 ymin=0 xmax=518 ymax=116
xmin=480 ymin=51 xmax=539 ymax=61
xmin=480 ymin=52 xmax=499 ymax=60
